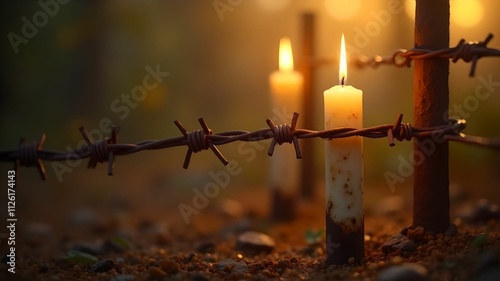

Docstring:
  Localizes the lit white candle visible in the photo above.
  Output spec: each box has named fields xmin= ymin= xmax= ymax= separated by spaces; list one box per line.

xmin=324 ymin=34 xmax=364 ymax=264
xmin=268 ymin=37 xmax=303 ymax=220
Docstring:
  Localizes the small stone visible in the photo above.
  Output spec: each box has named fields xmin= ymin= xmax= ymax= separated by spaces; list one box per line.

xmin=278 ymin=260 xmax=288 ymax=269
xmin=382 ymin=234 xmax=416 ymax=254
xmin=348 ymin=257 xmax=356 ymax=264
xmin=407 ymin=226 xmax=425 ymax=241
xmin=444 ymin=223 xmax=458 ymax=236
xmin=89 ymin=259 xmax=115 ymax=273
xmin=159 ymin=259 xmax=179 ymax=274
xmin=236 ymin=231 xmax=276 ymax=253
xmin=282 ymin=268 xmax=300 ymax=278
xmin=183 ymin=253 xmax=196 ymax=263
xmin=458 ymin=199 xmax=500 ymax=224
xmin=195 ymin=242 xmax=215 ymax=253
xmin=218 ymin=259 xmax=249 ymax=273
xmin=378 ymin=263 xmax=428 ymax=281
xmin=148 ymin=266 xmax=166 ymax=280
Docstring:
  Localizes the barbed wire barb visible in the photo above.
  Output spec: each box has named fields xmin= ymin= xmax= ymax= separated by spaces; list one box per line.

xmin=2 ymin=112 xmax=499 ymax=180
xmin=351 ymin=33 xmax=500 ymax=77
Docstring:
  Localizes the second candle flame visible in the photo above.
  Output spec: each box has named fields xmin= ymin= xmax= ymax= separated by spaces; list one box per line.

xmin=339 ymin=33 xmax=347 ymax=86
xmin=279 ymin=37 xmax=294 ymax=72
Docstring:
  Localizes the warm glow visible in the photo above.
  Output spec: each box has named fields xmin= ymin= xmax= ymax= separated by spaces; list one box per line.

xmin=279 ymin=37 xmax=294 ymax=72
xmin=404 ymin=0 xmax=415 ymax=20
xmin=325 ymin=0 xmax=361 ymax=21
xmin=405 ymin=0 xmax=483 ymax=27
xmin=339 ymin=33 xmax=347 ymax=85
xmin=256 ymin=0 xmax=291 ymax=11
xmin=451 ymin=0 xmax=483 ymax=27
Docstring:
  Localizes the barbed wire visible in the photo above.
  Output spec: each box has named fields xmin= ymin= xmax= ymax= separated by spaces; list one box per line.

xmin=346 ymin=33 xmax=499 ymax=77
xmin=1 ymin=113 xmax=499 ymax=180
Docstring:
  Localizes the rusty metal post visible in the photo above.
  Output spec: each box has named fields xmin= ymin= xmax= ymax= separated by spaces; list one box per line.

xmin=299 ymin=13 xmax=316 ymax=199
xmin=413 ymin=0 xmax=451 ymax=233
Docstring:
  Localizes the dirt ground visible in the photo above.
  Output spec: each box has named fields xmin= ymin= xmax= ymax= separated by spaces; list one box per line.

xmin=1 ymin=180 xmax=500 ymax=281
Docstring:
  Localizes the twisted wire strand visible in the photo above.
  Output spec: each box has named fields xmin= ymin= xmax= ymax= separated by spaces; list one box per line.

xmin=353 ymin=33 xmax=499 ymax=76
xmin=1 ymin=113 xmax=498 ymax=180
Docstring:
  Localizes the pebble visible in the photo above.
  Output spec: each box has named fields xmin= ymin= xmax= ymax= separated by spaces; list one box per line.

xmin=148 ymin=266 xmax=166 ymax=279
xmin=236 ymin=231 xmax=276 ymax=253
xmin=444 ymin=223 xmax=458 ymax=236
xmin=378 ymin=263 xmax=428 ymax=281
xmin=89 ymin=259 xmax=115 ymax=273
xmin=458 ymin=199 xmax=500 ymax=223
xmin=382 ymin=234 xmax=416 ymax=254
xmin=218 ymin=259 xmax=249 ymax=273
xmin=282 ymin=268 xmax=301 ymax=278
xmin=160 ymin=259 xmax=179 ymax=274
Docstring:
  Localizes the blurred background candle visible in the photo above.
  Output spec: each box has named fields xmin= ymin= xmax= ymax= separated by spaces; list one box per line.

xmin=324 ymin=34 xmax=364 ymax=264
xmin=268 ymin=37 xmax=303 ymax=221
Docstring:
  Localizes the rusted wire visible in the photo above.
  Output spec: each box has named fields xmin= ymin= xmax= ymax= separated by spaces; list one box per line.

xmin=353 ymin=33 xmax=499 ymax=76
xmin=2 ymin=113 xmax=498 ymax=180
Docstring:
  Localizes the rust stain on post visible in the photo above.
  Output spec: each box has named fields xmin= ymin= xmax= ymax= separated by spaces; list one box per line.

xmin=413 ymin=0 xmax=450 ymax=233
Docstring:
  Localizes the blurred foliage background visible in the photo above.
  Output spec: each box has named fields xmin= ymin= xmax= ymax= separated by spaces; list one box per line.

xmin=0 ymin=0 xmax=499 ymax=226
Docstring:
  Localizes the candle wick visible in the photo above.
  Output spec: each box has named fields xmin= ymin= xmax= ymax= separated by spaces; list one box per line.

xmin=341 ymin=77 xmax=345 ymax=86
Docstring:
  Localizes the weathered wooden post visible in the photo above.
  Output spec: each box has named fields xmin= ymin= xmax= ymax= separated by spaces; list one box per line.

xmin=413 ymin=0 xmax=451 ymax=233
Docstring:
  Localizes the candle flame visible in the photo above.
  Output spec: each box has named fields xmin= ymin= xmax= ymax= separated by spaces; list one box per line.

xmin=279 ymin=37 xmax=294 ymax=72
xmin=339 ymin=33 xmax=347 ymax=85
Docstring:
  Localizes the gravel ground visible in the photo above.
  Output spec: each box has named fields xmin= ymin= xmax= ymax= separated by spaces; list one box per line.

xmin=1 ymin=193 xmax=500 ymax=281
